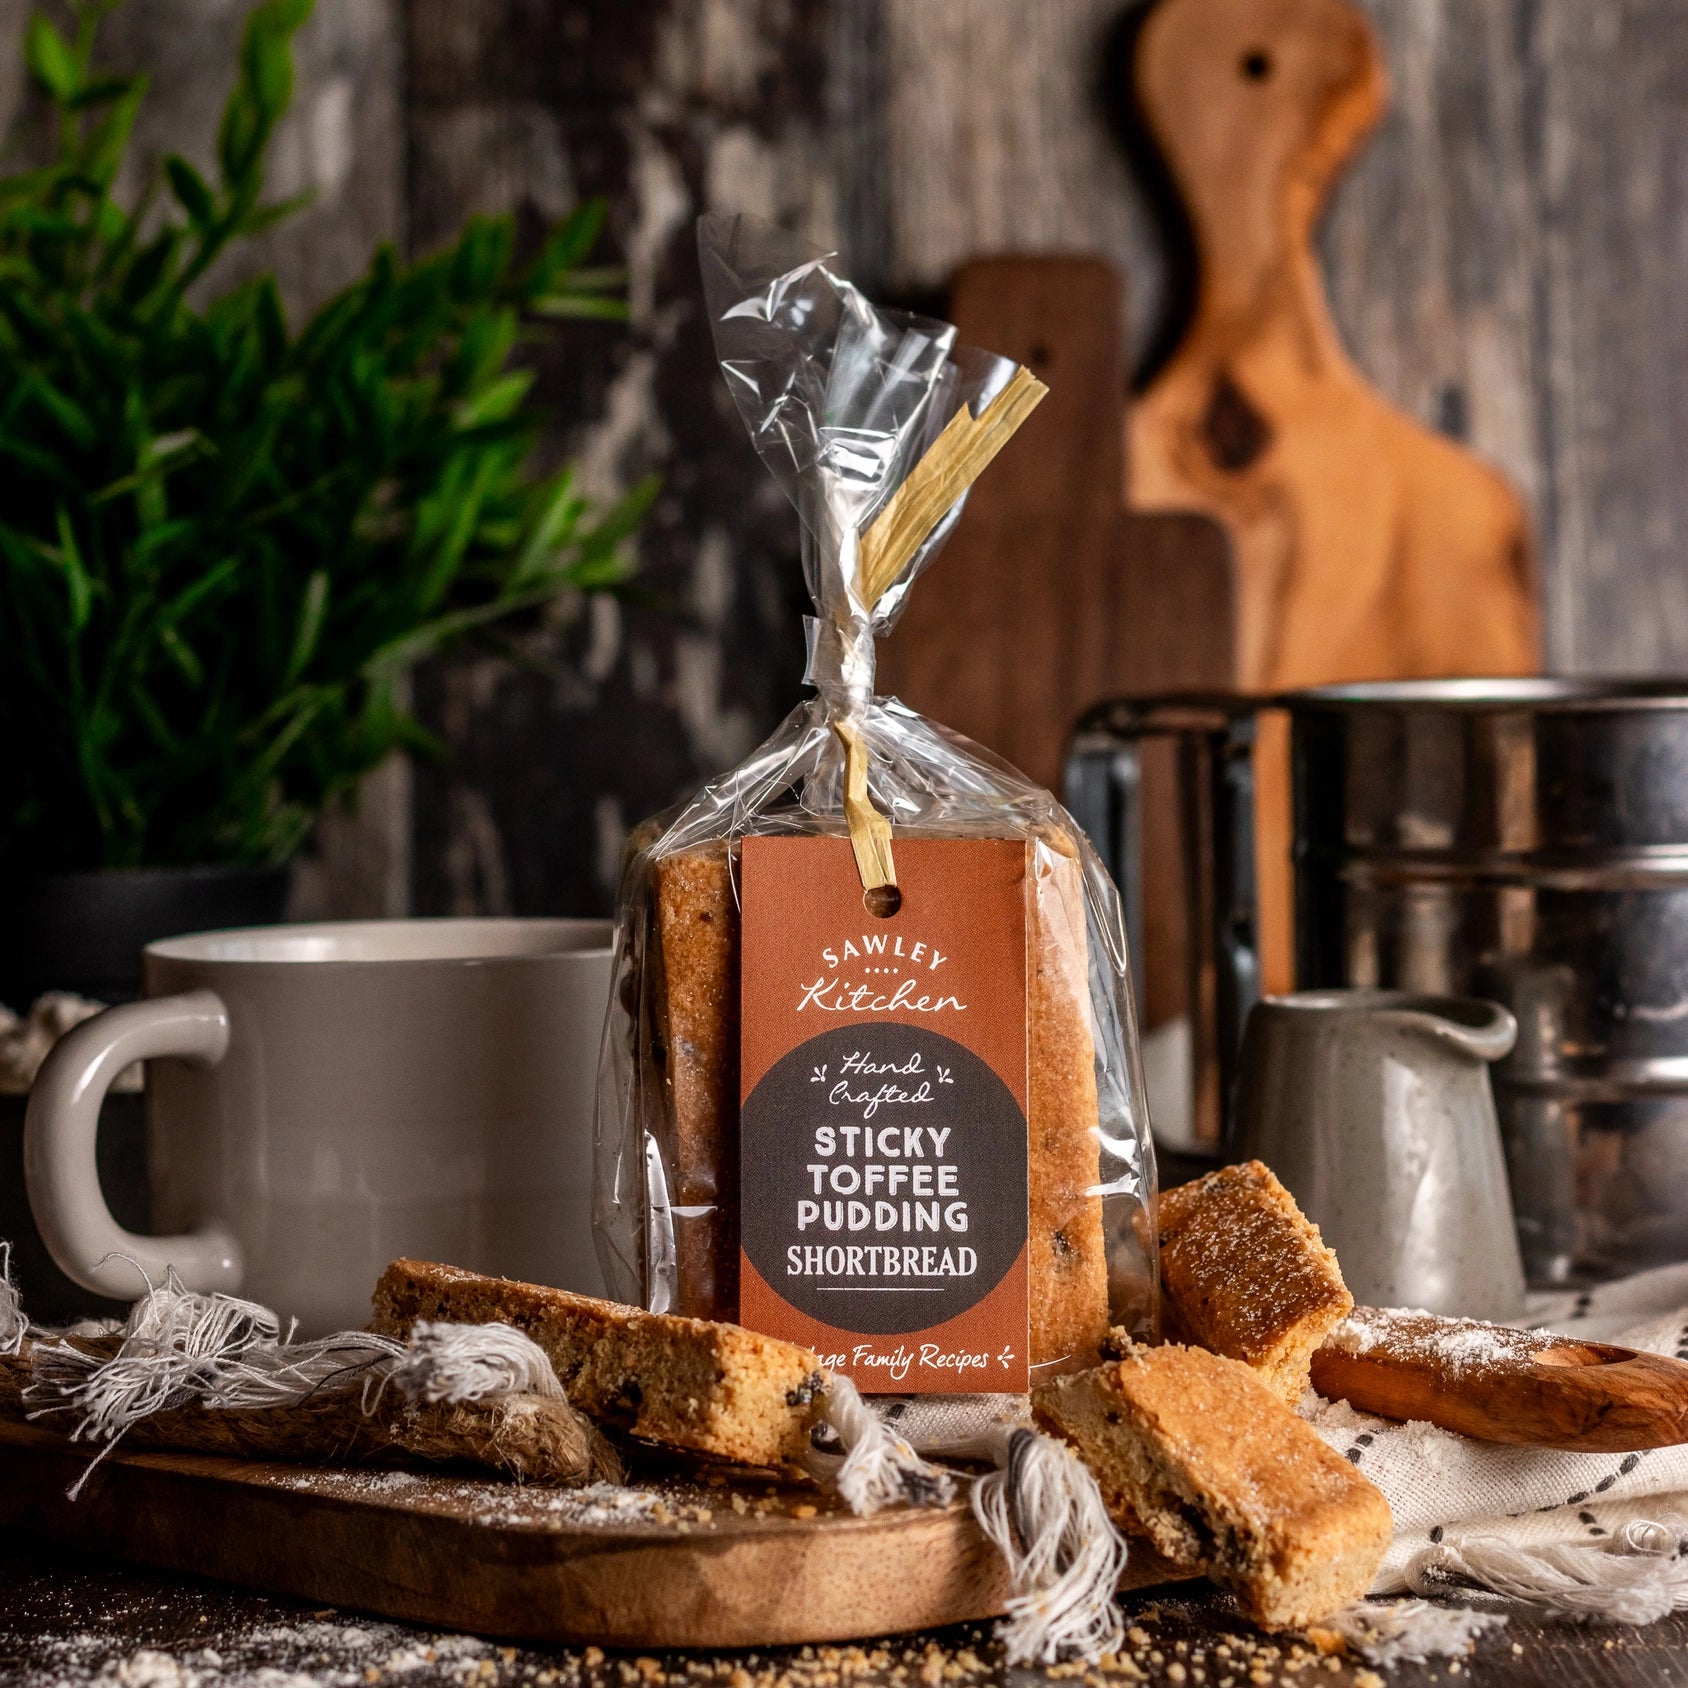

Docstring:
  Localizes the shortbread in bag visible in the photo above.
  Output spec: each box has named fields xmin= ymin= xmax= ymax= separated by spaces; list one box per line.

xmin=594 ymin=215 xmax=1157 ymax=1391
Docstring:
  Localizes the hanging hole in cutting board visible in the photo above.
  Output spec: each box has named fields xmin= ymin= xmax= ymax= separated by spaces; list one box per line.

xmin=1239 ymin=49 xmax=1272 ymax=82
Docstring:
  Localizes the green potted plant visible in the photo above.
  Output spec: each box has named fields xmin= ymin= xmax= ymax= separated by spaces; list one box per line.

xmin=0 ymin=0 xmax=651 ymax=1006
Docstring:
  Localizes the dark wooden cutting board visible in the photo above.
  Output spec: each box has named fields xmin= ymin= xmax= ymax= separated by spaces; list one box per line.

xmin=0 ymin=1421 xmax=1190 ymax=1647
xmin=879 ymin=255 xmax=1236 ymax=809
xmin=875 ymin=255 xmax=1236 ymax=1036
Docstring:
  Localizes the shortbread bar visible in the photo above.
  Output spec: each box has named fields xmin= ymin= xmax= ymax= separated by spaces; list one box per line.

xmin=1033 ymin=1343 xmax=1392 ymax=1630
xmin=371 ymin=1259 xmax=825 ymax=1468
xmin=1157 ymin=1161 xmax=1352 ymax=1402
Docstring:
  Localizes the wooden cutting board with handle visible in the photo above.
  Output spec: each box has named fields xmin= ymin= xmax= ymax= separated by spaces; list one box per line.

xmin=1312 ymin=1308 xmax=1688 ymax=1453
xmin=1125 ymin=0 xmax=1541 ymax=994
xmin=0 ymin=1420 xmax=1191 ymax=1646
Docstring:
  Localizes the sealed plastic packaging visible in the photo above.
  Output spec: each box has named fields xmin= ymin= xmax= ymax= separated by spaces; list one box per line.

xmin=594 ymin=215 xmax=1157 ymax=1386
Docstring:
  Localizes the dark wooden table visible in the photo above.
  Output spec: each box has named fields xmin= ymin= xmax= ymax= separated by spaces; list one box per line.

xmin=3 ymin=1531 xmax=1684 ymax=1688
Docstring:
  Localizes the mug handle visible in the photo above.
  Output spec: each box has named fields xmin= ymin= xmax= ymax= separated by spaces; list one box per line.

xmin=24 ymin=990 xmax=242 ymax=1301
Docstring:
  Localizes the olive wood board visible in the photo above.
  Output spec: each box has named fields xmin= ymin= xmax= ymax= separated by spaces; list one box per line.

xmin=0 ymin=1420 xmax=1191 ymax=1648
xmin=1311 ymin=1308 xmax=1688 ymax=1452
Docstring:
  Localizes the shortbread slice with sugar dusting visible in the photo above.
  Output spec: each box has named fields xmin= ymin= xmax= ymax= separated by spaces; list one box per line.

xmin=1034 ymin=1342 xmax=1392 ymax=1630
xmin=371 ymin=1258 xmax=825 ymax=1468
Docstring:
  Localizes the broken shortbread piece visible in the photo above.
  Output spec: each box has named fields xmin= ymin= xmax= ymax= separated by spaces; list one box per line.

xmin=1157 ymin=1160 xmax=1352 ymax=1403
xmin=1033 ymin=1343 xmax=1392 ymax=1630
xmin=371 ymin=1259 xmax=825 ymax=1468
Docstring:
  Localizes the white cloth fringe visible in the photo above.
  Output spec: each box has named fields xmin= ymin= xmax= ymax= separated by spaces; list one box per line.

xmin=0 ymin=1242 xmax=25 ymax=1356
xmin=812 ymin=1386 xmax=1128 ymax=1665
xmin=388 ymin=1320 xmax=564 ymax=1404
xmin=20 ymin=1258 xmax=569 ymax=1497
xmin=26 ymin=1265 xmax=406 ymax=1447
xmin=809 ymin=1373 xmax=956 ymax=1512
xmin=970 ymin=1425 xmax=1128 ymax=1667
xmin=1402 ymin=1518 xmax=1688 ymax=1625
xmin=1327 ymin=1599 xmax=1507 ymax=1665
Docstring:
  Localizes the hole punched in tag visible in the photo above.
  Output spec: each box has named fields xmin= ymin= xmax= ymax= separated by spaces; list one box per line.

xmin=863 ymin=884 xmax=902 ymax=919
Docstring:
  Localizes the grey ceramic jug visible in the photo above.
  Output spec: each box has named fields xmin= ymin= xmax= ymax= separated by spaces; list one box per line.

xmin=1234 ymin=989 xmax=1527 ymax=1320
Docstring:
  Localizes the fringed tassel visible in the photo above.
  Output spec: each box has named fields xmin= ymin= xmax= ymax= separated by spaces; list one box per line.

xmin=808 ymin=1374 xmax=956 ymax=1513
xmin=0 ymin=1242 xmax=25 ymax=1357
xmin=1403 ymin=1520 xmax=1688 ymax=1625
xmin=388 ymin=1319 xmax=566 ymax=1405
xmin=26 ymin=1264 xmax=405 ymax=1448
xmin=808 ymin=1386 xmax=1127 ymax=1665
xmin=970 ymin=1426 xmax=1128 ymax=1667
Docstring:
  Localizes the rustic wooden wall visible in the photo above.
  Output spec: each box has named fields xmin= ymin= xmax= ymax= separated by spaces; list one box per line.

xmin=1322 ymin=0 xmax=1688 ymax=673
xmin=10 ymin=0 xmax=1688 ymax=915
xmin=402 ymin=0 xmax=866 ymax=917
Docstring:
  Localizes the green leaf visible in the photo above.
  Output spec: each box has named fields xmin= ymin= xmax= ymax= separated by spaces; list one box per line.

xmin=282 ymin=569 xmax=329 ymax=685
xmin=24 ymin=374 xmax=98 ymax=448
xmin=238 ymin=189 xmax=313 ymax=235
xmin=159 ymin=555 xmax=242 ymax=625
xmin=217 ymin=93 xmax=261 ymax=195
xmin=248 ymin=0 xmax=313 ymax=116
xmin=533 ymin=199 xmax=606 ymax=279
xmin=67 ymin=74 xmax=143 ymax=110
xmin=25 ymin=16 xmax=80 ymax=102
xmin=53 ymin=506 xmax=94 ymax=632
xmin=146 ymin=428 xmax=204 ymax=464
xmin=159 ymin=623 xmax=204 ymax=686
xmin=529 ymin=293 xmax=631 ymax=322
xmin=449 ymin=217 xmax=513 ymax=299
xmin=509 ymin=468 xmax=583 ymax=586
xmin=454 ymin=369 xmax=532 ymax=430
xmin=81 ymin=79 xmax=147 ymax=185
xmin=165 ymin=155 xmax=216 ymax=227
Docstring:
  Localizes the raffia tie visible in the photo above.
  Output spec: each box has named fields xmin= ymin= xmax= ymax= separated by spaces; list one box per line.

xmin=827 ymin=364 xmax=1047 ymax=892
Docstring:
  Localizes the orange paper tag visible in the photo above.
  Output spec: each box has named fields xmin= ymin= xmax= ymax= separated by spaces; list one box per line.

xmin=738 ymin=835 xmax=1029 ymax=1393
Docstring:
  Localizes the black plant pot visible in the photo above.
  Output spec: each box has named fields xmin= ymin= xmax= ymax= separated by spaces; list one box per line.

xmin=0 ymin=863 xmax=291 ymax=1011
xmin=0 ymin=862 xmax=291 ymax=1323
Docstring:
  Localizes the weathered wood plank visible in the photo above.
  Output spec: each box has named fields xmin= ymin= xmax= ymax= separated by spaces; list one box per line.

xmin=1325 ymin=0 xmax=1688 ymax=675
xmin=878 ymin=0 xmax=1164 ymax=359
xmin=405 ymin=0 xmax=880 ymax=917
xmin=1528 ymin=1 xmax=1688 ymax=672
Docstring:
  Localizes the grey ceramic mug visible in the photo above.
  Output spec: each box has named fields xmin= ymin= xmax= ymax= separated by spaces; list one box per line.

xmin=1234 ymin=989 xmax=1527 ymax=1320
xmin=25 ymin=919 xmax=612 ymax=1334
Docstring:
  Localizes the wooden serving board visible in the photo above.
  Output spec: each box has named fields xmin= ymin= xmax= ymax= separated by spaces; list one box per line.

xmin=0 ymin=1421 xmax=1190 ymax=1648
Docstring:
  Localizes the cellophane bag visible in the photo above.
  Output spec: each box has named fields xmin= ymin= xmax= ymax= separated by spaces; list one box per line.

xmin=594 ymin=215 xmax=1157 ymax=1390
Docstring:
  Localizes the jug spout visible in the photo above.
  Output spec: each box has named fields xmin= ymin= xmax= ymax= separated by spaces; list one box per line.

xmin=1284 ymin=989 xmax=1517 ymax=1064
xmin=1384 ymin=994 xmax=1517 ymax=1064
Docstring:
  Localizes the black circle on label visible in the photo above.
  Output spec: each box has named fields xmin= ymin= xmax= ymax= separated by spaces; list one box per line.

xmin=740 ymin=1021 xmax=1027 ymax=1335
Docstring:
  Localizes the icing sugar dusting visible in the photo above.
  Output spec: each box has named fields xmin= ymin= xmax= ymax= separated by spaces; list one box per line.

xmin=1326 ymin=1307 xmax=1556 ymax=1374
